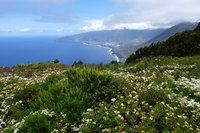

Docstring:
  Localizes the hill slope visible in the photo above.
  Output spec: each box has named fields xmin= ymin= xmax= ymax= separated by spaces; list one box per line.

xmin=61 ymin=29 xmax=165 ymax=60
xmin=62 ymin=29 xmax=165 ymax=46
xmin=146 ymin=22 xmax=198 ymax=44
xmin=1 ymin=56 xmax=200 ymax=132
xmin=61 ymin=22 xmax=197 ymax=60
xmin=126 ymin=23 xmax=200 ymax=63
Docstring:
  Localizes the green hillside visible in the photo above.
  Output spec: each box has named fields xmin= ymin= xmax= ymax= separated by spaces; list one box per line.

xmin=126 ymin=23 xmax=200 ymax=63
xmin=1 ymin=56 xmax=200 ymax=132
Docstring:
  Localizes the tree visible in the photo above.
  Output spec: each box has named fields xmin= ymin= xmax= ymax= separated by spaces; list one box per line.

xmin=72 ymin=60 xmax=84 ymax=66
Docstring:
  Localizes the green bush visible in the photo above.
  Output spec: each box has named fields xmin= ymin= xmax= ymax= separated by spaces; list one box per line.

xmin=152 ymin=75 xmax=175 ymax=88
xmin=64 ymin=68 xmax=123 ymax=102
xmin=139 ymin=89 xmax=170 ymax=106
xmin=0 ymin=81 xmax=5 ymax=89
xmin=5 ymin=67 xmax=124 ymax=129
xmin=2 ymin=127 xmax=14 ymax=133
xmin=18 ymin=114 xmax=54 ymax=133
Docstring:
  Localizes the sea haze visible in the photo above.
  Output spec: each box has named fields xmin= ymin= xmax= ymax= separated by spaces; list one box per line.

xmin=0 ymin=36 xmax=117 ymax=67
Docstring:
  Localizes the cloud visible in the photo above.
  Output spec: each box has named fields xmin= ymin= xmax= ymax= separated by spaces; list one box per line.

xmin=0 ymin=0 xmax=76 ymax=23
xmin=81 ymin=21 xmax=159 ymax=31
xmin=1 ymin=0 xmax=200 ymax=33
xmin=56 ymin=29 xmax=62 ymax=32
xmin=82 ymin=0 xmax=200 ymax=31
xmin=0 ymin=28 xmax=31 ymax=33
xmin=109 ymin=0 xmax=200 ymax=26
xmin=0 ymin=28 xmax=67 ymax=34
xmin=113 ymin=22 xmax=158 ymax=30
xmin=81 ymin=19 xmax=106 ymax=31
xmin=19 ymin=28 xmax=31 ymax=32
xmin=0 ymin=29 xmax=13 ymax=32
xmin=34 ymin=14 xmax=75 ymax=23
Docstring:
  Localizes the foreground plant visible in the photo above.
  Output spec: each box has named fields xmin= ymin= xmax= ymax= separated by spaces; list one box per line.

xmin=0 ymin=56 xmax=200 ymax=133
xmin=0 ymin=67 xmax=124 ymax=132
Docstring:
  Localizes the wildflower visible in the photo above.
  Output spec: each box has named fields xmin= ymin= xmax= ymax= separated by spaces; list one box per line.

xmin=14 ymin=128 xmax=19 ymax=133
xmin=111 ymin=98 xmax=116 ymax=102
xmin=117 ymin=114 xmax=124 ymax=120
xmin=102 ymin=128 xmax=109 ymax=132
xmin=86 ymin=108 xmax=93 ymax=112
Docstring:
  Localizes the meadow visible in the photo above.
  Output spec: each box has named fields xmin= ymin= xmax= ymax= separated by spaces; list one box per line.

xmin=0 ymin=56 xmax=200 ymax=133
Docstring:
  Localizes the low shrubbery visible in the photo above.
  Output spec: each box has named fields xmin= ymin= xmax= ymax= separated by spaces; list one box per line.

xmin=2 ymin=67 xmax=124 ymax=132
xmin=1 ymin=56 xmax=200 ymax=132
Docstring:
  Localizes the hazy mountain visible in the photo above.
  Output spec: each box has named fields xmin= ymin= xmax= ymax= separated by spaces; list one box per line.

xmin=146 ymin=22 xmax=198 ymax=44
xmin=62 ymin=29 xmax=165 ymax=46
xmin=61 ymin=29 xmax=165 ymax=60
xmin=119 ymin=22 xmax=198 ymax=59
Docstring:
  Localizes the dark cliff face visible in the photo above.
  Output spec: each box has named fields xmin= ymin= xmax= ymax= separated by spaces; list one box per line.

xmin=194 ymin=22 xmax=200 ymax=31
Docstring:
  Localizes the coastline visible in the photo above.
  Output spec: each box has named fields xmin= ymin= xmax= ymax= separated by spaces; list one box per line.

xmin=82 ymin=42 xmax=120 ymax=62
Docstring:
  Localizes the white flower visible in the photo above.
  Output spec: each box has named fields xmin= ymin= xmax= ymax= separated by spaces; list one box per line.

xmin=102 ymin=128 xmax=109 ymax=132
xmin=118 ymin=114 xmax=124 ymax=120
xmin=111 ymin=98 xmax=116 ymax=102
xmin=86 ymin=108 xmax=93 ymax=112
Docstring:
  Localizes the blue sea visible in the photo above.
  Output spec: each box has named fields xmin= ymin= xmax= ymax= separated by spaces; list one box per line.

xmin=0 ymin=36 xmax=118 ymax=67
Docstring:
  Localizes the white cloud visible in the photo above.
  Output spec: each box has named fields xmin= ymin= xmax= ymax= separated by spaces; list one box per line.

xmin=19 ymin=28 xmax=31 ymax=32
xmin=109 ymin=0 xmax=200 ymax=26
xmin=81 ymin=19 xmax=106 ymax=31
xmin=0 ymin=29 xmax=13 ymax=32
xmin=0 ymin=28 xmax=32 ymax=33
xmin=112 ymin=22 xmax=157 ymax=30
xmin=0 ymin=0 xmax=75 ymax=23
xmin=81 ymin=21 xmax=160 ymax=31
xmin=81 ymin=0 xmax=200 ymax=31
xmin=56 ymin=29 xmax=62 ymax=32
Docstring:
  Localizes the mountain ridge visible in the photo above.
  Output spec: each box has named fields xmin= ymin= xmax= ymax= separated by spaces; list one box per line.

xmin=146 ymin=22 xmax=198 ymax=44
xmin=61 ymin=22 xmax=197 ymax=61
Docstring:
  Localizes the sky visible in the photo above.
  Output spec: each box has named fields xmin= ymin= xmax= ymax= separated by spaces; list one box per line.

xmin=0 ymin=0 xmax=200 ymax=36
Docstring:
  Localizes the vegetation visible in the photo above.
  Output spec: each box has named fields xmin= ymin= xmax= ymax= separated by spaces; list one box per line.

xmin=126 ymin=23 xmax=200 ymax=63
xmin=0 ymin=64 xmax=124 ymax=132
xmin=0 ymin=56 xmax=200 ymax=132
xmin=72 ymin=60 xmax=84 ymax=67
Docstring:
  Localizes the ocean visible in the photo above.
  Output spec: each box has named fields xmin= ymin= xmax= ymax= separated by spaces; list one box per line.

xmin=0 ymin=36 xmax=118 ymax=67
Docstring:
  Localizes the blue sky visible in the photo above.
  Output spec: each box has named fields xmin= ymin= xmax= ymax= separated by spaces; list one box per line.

xmin=0 ymin=0 xmax=200 ymax=36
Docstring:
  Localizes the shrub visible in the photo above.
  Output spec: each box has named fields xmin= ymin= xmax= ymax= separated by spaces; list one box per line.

xmin=18 ymin=114 xmax=54 ymax=133
xmin=72 ymin=60 xmax=84 ymax=67
xmin=110 ymin=60 xmax=119 ymax=64
xmin=5 ymin=67 xmax=124 ymax=129
xmin=139 ymin=89 xmax=170 ymax=106
xmin=52 ymin=59 xmax=60 ymax=64
xmin=0 ymin=81 xmax=5 ymax=89
xmin=6 ymin=84 xmax=40 ymax=121
xmin=64 ymin=68 xmax=123 ymax=102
